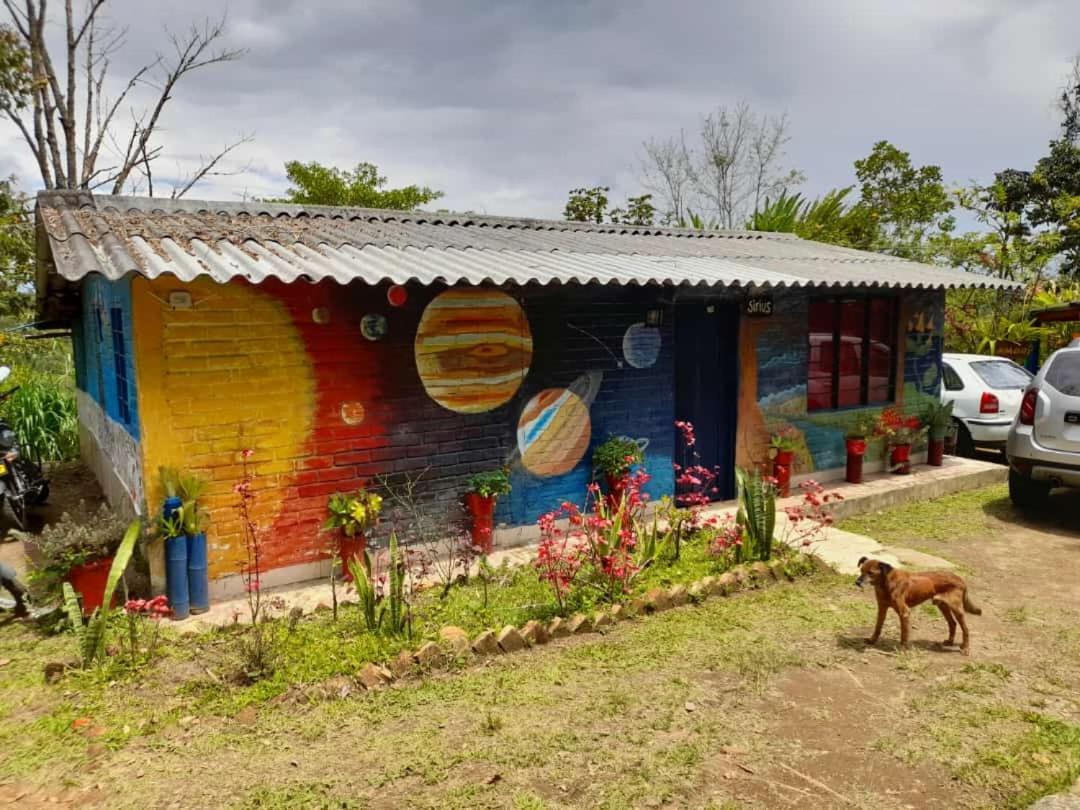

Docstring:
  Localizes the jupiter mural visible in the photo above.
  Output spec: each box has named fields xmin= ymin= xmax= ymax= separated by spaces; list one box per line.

xmin=414 ymin=288 xmax=533 ymax=413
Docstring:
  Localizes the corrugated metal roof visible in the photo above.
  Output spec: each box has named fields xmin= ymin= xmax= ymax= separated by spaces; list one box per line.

xmin=36 ymin=191 xmax=1021 ymax=294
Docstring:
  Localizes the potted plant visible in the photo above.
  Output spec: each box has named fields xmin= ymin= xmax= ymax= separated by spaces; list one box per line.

xmin=324 ymin=488 xmax=383 ymax=580
xmin=592 ymin=436 xmax=645 ymax=507
xmin=843 ymin=415 xmax=876 ymax=484
xmin=875 ymin=408 xmax=926 ymax=475
xmin=178 ymin=472 xmax=210 ymax=614
xmin=463 ymin=469 xmax=512 ymax=553
xmin=28 ymin=502 xmax=128 ymax=616
xmin=159 ymin=467 xmax=189 ymax=620
xmin=924 ymin=400 xmax=955 ymax=467
xmin=769 ymin=429 xmax=799 ymax=496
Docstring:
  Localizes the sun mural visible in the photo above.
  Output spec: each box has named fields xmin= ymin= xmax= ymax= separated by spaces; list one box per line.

xmin=414 ymin=289 xmax=533 ymax=413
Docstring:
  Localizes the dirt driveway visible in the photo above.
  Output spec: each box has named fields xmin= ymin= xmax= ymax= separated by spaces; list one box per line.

xmin=1 ymin=483 xmax=1077 ymax=809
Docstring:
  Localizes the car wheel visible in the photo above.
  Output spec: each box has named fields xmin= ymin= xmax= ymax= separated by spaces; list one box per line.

xmin=954 ymin=420 xmax=975 ymax=457
xmin=1009 ymin=468 xmax=1050 ymax=508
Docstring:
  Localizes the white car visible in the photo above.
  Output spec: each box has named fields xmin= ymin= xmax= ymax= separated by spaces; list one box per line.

xmin=1006 ymin=345 xmax=1080 ymax=506
xmin=941 ymin=353 xmax=1033 ymax=455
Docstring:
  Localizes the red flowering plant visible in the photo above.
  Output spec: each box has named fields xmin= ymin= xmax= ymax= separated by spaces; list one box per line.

xmin=875 ymin=407 xmax=926 ymax=447
xmin=778 ymin=479 xmax=843 ymax=549
xmin=534 ymin=470 xmax=654 ymax=608
xmin=120 ymin=594 xmax=170 ymax=668
xmin=668 ymin=420 xmax=723 ymax=559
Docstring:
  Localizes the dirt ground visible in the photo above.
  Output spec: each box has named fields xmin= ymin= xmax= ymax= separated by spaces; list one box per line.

xmin=0 ymin=483 xmax=1078 ymax=809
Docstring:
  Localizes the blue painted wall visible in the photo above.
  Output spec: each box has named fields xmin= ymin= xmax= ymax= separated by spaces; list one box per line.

xmin=75 ymin=275 xmax=140 ymax=439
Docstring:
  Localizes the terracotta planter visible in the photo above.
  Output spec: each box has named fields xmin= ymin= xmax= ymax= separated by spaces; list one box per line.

xmin=338 ymin=534 xmax=366 ymax=581
xmin=927 ymin=438 xmax=945 ymax=467
xmin=772 ymin=450 xmax=794 ymax=497
xmin=463 ymin=492 xmax=497 ymax=554
xmin=66 ymin=556 xmax=114 ymax=616
xmin=844 ymin=438 xmax=867 ymax=484
xmin=890 ymin=443 xmax=912 ymax=475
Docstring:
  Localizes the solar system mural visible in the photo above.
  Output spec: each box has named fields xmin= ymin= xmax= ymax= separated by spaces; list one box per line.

xmin=131 ymin=277 xmax=676 ymax=582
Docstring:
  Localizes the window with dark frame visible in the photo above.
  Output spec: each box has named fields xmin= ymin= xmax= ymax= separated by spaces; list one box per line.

xmin=807 ymin=296 xmax=898 ymax=412
xmin=109 ymin=307 xmax=132 ymax=425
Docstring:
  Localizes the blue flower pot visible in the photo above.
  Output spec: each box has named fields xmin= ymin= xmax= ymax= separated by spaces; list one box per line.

xmin=165 ymin=533 xmax=190 ymax=620
xmin=186 ymin=532 xmax=209 ymax=614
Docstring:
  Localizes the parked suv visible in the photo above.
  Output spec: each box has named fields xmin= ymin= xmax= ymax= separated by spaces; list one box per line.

xmin=941 ymin=353 xmax=1032 ymax=456
xmin=1006 ymin=345 xmax=1080 ymax=506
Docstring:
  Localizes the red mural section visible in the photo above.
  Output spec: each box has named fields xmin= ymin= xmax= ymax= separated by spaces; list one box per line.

xmin=261 ymin=280 xmax=389 ymax=567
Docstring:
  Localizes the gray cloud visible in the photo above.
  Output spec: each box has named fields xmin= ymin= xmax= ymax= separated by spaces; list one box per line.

xmin=2 ymin=0 xmax=1078 ymax=219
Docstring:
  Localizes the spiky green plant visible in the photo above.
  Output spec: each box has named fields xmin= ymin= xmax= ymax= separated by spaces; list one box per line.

xmin=62 ymin=519 xmax=140 ymax=667
xmin=2 ymin=375 xmax=78 ymax=461
xmin=347 ymin=550 xmax=379 ymax=632
xmin=735 ymin=467 xmax=776 ymax=562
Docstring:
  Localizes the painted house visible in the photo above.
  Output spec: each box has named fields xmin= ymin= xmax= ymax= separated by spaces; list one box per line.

xmin=34 ymin=191 xmax=1013 ymax=595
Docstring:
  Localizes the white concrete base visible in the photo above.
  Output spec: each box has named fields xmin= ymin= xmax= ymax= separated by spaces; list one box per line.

xmin=209 ymin=557 xmax=334 ymax=602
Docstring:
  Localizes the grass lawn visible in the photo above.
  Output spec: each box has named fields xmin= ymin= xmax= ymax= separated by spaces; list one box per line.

xmin=2 ymin=483 xmax=1078 ymax=808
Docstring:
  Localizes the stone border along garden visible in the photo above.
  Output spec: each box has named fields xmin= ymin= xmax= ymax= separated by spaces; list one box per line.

xmin=321 ymin=554 xmax=817 ymax=693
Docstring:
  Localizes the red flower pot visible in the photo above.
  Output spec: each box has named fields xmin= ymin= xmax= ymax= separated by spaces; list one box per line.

xmin=338 ymin=534 xmax=366 ymax=581
xmin=66 ymin=556 xmax=114 ymax=616
xmin=927 ymin=438 xmax=945 ymax=467
xmin=845 ymin=439 xmax=867 ymax=484
xmin=464 ymin=492 xmax=497 ymax=554
xmin=772 ymin=450 xmax=794 ymax=497
xmin=605 ymin=473 xmax=627 ymax=510
xmin=890 ymin=443 xmax=912 ymax=475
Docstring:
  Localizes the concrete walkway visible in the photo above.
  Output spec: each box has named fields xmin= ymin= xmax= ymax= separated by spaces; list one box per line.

xmin=169 ymin=459 xmax=1001 ymax=632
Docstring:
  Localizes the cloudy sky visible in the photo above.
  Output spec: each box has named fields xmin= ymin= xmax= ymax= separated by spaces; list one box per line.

xmin=2 ymin=0 xmax=1079 ymax=221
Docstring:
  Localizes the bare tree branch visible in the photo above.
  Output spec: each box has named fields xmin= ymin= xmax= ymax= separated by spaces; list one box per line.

xmin=2 ymin=2 xmax=246 ymax=195
xmin=639 ymin=132 xmax=693 ymax=225
xmin=110 ymin=16 xmax=247 ymax=193
xmin=170 ymin=133 xmax=254 ymax=199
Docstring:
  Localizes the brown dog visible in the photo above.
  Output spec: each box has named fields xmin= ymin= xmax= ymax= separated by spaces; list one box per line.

xmin=855 ymin=557 xmax=981 ymax=654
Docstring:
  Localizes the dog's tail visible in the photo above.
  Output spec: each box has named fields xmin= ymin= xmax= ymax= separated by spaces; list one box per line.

xmin=963 ymin=591 xmax=982 ymax=615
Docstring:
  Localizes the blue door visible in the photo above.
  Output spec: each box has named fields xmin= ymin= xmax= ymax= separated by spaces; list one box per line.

xmin=674 ymin=299 xmax=739 ymax=501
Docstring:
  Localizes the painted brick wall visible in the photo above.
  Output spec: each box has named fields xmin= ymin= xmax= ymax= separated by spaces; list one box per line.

xmin=738 ymin=288 xmax=945 ymax=473
xmin=132 ymin=277 xmax=675 ymax=581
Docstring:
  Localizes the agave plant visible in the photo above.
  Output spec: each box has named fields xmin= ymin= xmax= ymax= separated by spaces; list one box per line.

xmin=62 ymin=520 xmax=141 ymax=667
xmin=345 ymin=532 xmax=411 ymax=638
xmin=735 ymin=467 xmax=776 ymax=562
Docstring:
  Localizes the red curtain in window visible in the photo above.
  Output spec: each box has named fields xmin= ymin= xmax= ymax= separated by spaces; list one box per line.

xmin=837 ymin=300 xmax=866 ymax=408
xmin=867 ymin=298 xmax=895 ymax=403
xmin=807 ymin=301 xmax=835 ymax=412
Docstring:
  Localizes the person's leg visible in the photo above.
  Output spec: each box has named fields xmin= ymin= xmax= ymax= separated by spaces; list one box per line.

xmin=0 ymin=561 xmax=28 ymax=617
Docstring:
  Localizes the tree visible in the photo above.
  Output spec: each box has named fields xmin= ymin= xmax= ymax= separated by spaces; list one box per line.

xmin=1 ymin=3 xmax=247 ymax=196
xmin=563 ymin=186 xmax=610 ymax=223
xmin=609 ymin=194 xmax=656 ymax=226
xmin=748 ymin=187 xmax=877 ymax=249
xmin=853 ymin=140 xmax=954 ymax=261
xmin=0 ymin=175 xmax=33 ymax=320
xmin=278 ymin=161 xmax=443 ymax=209
xmin=639 ymin=134 xmax=692 ymax=225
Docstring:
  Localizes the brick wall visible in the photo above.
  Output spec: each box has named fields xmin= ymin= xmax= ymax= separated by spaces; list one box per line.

xmin=131 ymin=277 xmax=675 ymax=581
xmin=739 ymin=288 xmax=945 ymax=473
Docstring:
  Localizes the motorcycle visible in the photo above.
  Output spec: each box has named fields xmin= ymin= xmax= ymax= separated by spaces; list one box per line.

xmin=0 ymin=366 xmax=49 ymax=530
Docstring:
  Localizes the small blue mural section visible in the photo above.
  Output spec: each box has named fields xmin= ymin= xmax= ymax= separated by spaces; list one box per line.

xmin=75 ymin=276 xmax=140 ymax=439
xmin=499 ymin=286 xmax=675 ymax=525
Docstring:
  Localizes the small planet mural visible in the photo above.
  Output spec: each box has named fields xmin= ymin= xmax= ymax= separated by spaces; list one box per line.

xmin=622 ymin=322 xmax=661 ymax=369
xmin=361 ymin=313 xmax=388 ymax=341
xmin=414 ymin=289 xmax=533 ymax=414
xmin=516 ymin=371 xmax=602 ymax=478
xmin=387 ymin=284 xmax=408 ymax=307
xmin=339 ymin=401 xmax=366 ymax=426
